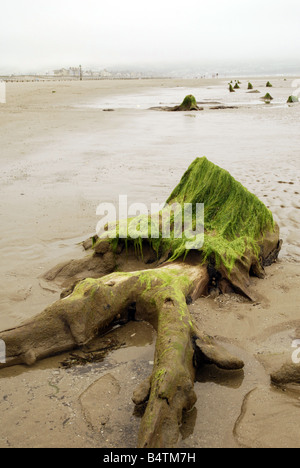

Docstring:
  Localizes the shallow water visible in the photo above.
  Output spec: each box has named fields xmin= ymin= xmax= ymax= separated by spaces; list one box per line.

xmin=182 ymin=343 xmax=269 ymax=448
xmin=75 ymin=84 xmax=289 ymax=110
xmin=0 ymin=321 xmax=156 ymax=448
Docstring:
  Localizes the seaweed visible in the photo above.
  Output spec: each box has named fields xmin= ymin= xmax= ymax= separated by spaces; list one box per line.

xmin=95 ymin=157 xmax=275 ymax=273
xmin=176 ymin=95 xmax=199 ymax=111
xmin=287 ymin=95 xmax=299 ymax=103
xmin=262 ymin=93 xmax=273 ymax=101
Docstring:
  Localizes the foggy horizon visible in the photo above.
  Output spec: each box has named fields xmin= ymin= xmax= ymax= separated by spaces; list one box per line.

xmin=1 ymin=0 xmax=300 ymax=75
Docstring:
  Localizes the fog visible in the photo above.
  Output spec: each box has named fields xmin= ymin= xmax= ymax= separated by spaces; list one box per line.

xmin=1 ymin=0 xmax=300 ymax=74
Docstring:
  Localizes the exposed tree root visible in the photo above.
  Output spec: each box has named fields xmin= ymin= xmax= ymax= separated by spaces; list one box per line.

xmin=0 ymin=260 xmax=244 ymax=447
xmin=0 ymin=229 xmax=280 ymax=447
xmin=0 ymin=157 xmax=282 ymax=447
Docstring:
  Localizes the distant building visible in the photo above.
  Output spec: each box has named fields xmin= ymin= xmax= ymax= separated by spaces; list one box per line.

xmin=100 ymin=69 xmax=112 ymax=78
xmin=53 ymin=67 xmax=80 ymax=77
xmin=52 ymin=67 xmax=145 ymax=80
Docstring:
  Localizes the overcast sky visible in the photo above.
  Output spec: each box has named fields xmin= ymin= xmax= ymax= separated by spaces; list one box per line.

xmin=0 ymin=0 xmax=299 ymax=73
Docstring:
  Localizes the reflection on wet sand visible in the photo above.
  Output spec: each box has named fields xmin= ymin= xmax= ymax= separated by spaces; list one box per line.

xmin=196 ymin=365 xmax=244 ymax=389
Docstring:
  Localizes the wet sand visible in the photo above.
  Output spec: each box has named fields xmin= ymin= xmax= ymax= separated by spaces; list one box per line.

xmin=0 ymin=77 xmax=300 ymax=448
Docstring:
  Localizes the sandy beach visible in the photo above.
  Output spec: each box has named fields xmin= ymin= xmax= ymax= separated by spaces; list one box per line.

xmin=0 ymin=77 xmax=300 ymax=448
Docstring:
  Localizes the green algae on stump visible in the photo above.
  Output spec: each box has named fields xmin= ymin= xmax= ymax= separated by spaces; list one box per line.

xmin=287 ymin=95 xmax=299 ymax=103
xmin=150 ymin=94 xmax=202 ymax=112
xmin=174 ymin=94 xmax=200 ymax=111
xmin=248 ymin=82 xmax=254 ymax=90
xmin=0 ymin=157 xmax=282 ymax=448
xmin=165 ymin=157 xmax=276 ymax=272
xmin=94 ymin=157 xmax=279 ymax=283
xmin=262 ymin=93 xmax=274 ymax=101
xmin=266 ymin=81 xmax=273 ymax=88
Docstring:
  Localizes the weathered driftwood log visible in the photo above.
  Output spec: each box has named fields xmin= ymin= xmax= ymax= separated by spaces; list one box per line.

xmin=0 ymin=157 xmax=282 ymax=448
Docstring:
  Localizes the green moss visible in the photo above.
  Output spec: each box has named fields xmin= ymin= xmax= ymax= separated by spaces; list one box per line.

xmin=248 ymin=82 xmax=253 ymax=90
xmin=229 ymin=84 xmax=235 ymax=93
xmin=139 ymin=269 xmax=192 ymax=301
xmin=177 ymin=95 xmax=199 ymax=111
xmin=263 ymin=93 xmax=273 ymax=101
xmin=94 ymin=157 xmax=275 ymax=273
xmin=166 ymin=157 xmax=274 ymax=270
xmin=67 ymin=278 xmax=99 ymax=301
xmin=266 ymin=81 xmax=273 ymax=88
xmin=233 ymin=83 xmax=240 ymax=89
xmin=287 ymin=95 xmax=299 ymax=103
xmin=154 ymin=368 xmax=167 ymax=384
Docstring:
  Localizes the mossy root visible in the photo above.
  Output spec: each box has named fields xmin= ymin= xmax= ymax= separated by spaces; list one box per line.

xmin=0 ymin=157 xmax=282 ymax=448
xmin=0 ymin=262 xmax=244 ymax=448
